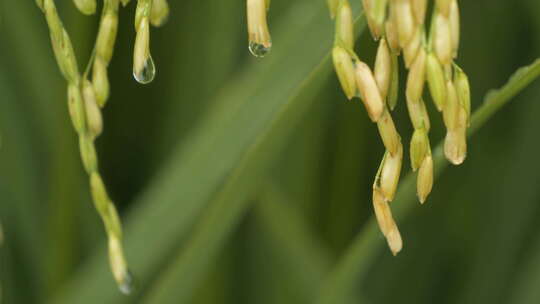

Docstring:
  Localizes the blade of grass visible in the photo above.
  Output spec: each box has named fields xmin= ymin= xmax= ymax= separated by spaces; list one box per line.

xmin=53 ymin=2 xmax=365 ymax=303
xmin=314 ymin=58 xmax=540 ymax=304
xmin=324 ymin=104 xmax=373 ymax=252
xmin=154 ymin=1 xmax=244 ymax=156
xmin=252 ymin=184 xmax=369 ymax=304
xmin=0 ymin=70 xmax=45 ymax=304
xmin=510 ymin=212 xmax=540 ymax=304
xmin=3 ymin=1 xmax=89 ymax=295
xmin=235 ymin=184 xmax=335 ymax=304
xmin=273 ymin=92 xmax=335 ymax=232
xmin=254 ymin=185 xmax=334 ymax=303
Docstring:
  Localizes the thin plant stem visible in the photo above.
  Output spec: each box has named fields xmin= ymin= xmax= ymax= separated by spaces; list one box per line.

xmin=36 ymin=0 xmax=130 ymax=293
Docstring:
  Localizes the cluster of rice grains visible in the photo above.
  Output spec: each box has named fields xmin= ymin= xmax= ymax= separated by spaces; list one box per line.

xmin=35 ymin=0 xmax=169 ymax=293
xmin=244 ymin=0 xmax=469 ymax=253
xmin=329 ymin=0 xmax=471 ymax=255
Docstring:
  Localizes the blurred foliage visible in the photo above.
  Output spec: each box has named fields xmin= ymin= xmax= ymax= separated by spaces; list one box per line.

xmin=1 ymin=1 xmax=540 ymax=304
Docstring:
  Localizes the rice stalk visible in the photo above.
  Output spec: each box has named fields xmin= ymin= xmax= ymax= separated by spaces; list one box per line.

xmin=37 ymin=0 xmax=131 ymax=293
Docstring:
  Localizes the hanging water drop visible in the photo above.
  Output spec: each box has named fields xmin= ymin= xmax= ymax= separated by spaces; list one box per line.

xmin=249 ymin=41 xmax=271 ymax=58
xmin=247 ymin=0 xmax=272 ymax=58
xmin=118 ymin=269 xmax=135 ymax=295
xmin=133 ymin=55 xmax=156 ymax=84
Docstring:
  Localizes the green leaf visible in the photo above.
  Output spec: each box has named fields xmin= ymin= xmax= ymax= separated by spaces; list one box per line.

xmin=471 ymin=58 xmax=540 ymax=134
xmin=3 ymin=1 xmax=95 ymax=294
xmin=510 ymin=231 xmax=540 ymax=304
xmin=255 ymin=185 xmax=333 ymax=303
xmin=0 ymin=69 xmax=45 ymax=304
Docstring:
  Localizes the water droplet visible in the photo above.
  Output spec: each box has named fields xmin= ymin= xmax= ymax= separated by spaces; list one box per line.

xmin=249 ymin=41 xmax=271 ymax=58
xmin=118 ymin=270 xmax=135 ymax=295
xmin=133 ymin=55 xmax=156 ymax=84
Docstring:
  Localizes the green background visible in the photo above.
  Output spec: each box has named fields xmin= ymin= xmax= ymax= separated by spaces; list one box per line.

xmin=1 ymin=0 xmax=540 ymax=303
